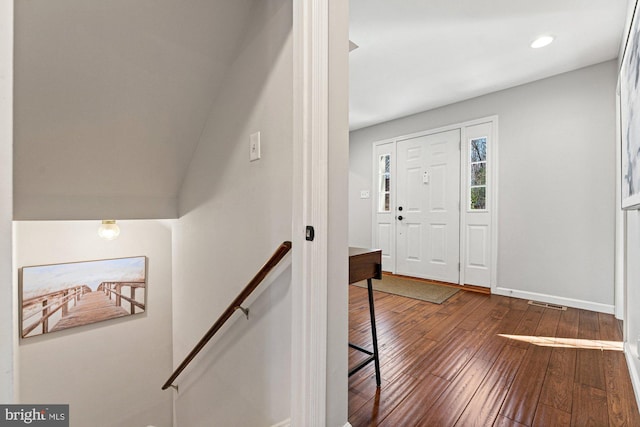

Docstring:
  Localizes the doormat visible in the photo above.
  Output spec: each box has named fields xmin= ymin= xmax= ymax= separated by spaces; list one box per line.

xmin=352 ymin=274 xmax=459 ymax=304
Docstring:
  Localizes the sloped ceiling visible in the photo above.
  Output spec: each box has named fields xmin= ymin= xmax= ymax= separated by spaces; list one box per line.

xmin=349 ymin=0 xmax=628 ymax=130
xmin=14 ymin=0 xmax=254 ymax=219
xmin=14 ymin=1 xmax=630 ymax=219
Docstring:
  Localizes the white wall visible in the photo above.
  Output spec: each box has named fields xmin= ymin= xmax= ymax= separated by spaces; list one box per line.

xmin=172 ymin=0 xmax=293 ymax=425
xmin=14 ymin=220 xmax=173 ymax=427
xmin=0 ymin=0 xmax=14 ymax=404
xmin=350 ymin=61 xmax=617 ymax=312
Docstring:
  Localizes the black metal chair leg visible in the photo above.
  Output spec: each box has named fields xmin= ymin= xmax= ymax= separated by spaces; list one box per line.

xmin=367 ymin=278 xmax=381 ymax=387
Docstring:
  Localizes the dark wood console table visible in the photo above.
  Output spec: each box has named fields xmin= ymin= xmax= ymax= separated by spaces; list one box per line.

xmin=348 ymin=247 xmax=382 ymax=387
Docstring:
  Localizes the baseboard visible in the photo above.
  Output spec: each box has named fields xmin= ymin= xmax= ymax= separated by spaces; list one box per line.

xmin=624 ymin=342 xmax=640 ymax=412
xmin=344 ymin=423 xmax=353 ymax=427
xmin=492 ymin=287 xmax=615 ymax=314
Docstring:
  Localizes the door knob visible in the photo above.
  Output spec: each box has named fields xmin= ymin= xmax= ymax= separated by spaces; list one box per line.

xmin=397 ymin=215 xmax=403 ymax=221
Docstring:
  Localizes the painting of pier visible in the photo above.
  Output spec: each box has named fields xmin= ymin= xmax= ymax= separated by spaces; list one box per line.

xmin=20 ymin=256 xmax=147 ymax=338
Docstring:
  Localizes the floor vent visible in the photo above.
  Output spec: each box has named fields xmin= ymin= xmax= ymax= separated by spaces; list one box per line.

xmin=528 ymin=300 xmax=567 ymax=311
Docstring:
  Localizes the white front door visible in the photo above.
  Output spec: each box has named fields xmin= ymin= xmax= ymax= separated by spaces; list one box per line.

xmin=395 ymin=129 xmax=461 ymax=283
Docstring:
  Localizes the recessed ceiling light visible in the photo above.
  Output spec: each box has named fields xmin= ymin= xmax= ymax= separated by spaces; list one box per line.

xmin=531 ymin=35 xmax=554 ymax=49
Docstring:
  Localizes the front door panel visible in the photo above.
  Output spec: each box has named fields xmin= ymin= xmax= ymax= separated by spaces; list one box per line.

xmin=396 ymin=129 xmax=460 ymax=283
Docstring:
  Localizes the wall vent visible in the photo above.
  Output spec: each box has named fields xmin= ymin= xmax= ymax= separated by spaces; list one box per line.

xmin=528 ymin=300 xmax=567 ymax=311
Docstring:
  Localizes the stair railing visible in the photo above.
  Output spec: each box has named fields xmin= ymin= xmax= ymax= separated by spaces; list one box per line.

xmin=162 ymin=240 xmax=292 ymax=390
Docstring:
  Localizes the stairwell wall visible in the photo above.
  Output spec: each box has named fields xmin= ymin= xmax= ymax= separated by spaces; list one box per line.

xmin=172 ymin=0 xmax=293 ymax=425
xmin=0 ymin=0 xmax=14 ymax=404
xmin=14 ymin=220 xmax=173 ymax=427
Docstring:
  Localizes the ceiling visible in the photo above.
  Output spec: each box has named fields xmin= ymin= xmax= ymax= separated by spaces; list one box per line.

xmin=13 ymin=0 xmax=254 ymax=219
xmin=12 ymin=1 xmax=630 ymax=219
xmin=349 ymin=0 xmax=629 ymax=131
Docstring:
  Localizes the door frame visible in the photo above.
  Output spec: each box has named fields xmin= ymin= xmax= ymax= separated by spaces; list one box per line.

xmin=291 ymin=0 xmax=349 ymax=426
xmin=371 ymin=116 xmax=499 ymax=289
xmin=0 ymin=0 xmax=14 ymax=404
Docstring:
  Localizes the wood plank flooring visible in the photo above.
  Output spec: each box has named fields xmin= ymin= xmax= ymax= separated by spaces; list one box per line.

xmin=348 ymin=285 xmax=640 ymax=427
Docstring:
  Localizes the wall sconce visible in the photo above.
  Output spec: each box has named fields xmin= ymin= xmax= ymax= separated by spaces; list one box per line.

xmin=98 ymin=220 xmax=120 ymax=240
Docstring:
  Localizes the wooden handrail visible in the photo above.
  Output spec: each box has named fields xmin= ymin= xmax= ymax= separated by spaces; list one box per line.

xmin=162 ymin=241 xmax=292 ymax=390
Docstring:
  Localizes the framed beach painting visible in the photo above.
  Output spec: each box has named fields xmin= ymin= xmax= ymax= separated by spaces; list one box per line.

xmin=621 ymin=1 xmax=640 ymax=209
xmin=20 ymin=256 xmax=147 ymax=338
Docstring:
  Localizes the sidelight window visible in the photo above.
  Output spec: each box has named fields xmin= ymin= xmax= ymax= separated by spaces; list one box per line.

xmin=378 ymin=154 xmax=391 ymax=212
xmin=469 ymin=137 xmax=487 ymax=210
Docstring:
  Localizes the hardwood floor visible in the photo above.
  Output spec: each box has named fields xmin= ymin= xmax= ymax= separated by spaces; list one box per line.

xmin=348 ymin=285 xmax=640 ymax=426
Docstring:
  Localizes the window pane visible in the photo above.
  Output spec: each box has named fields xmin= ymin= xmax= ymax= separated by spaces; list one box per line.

xmin=378 ymin=154 xmax=391 ymax=212
xmin=379 ymin=154 xmax=390 ymax=174
xmin=378 ymin=188 xmax=389 ymax=212
xmin=470 ymin=187 xmax=486 ymax=210
xmin=470 ymin=138 xmax=486 ymax=162
xmin=471 ymin=163 xmax=486 ymax=186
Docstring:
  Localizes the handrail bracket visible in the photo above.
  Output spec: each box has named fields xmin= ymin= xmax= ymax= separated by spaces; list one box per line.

xmin=234 ymin=305 xmax=250 ymax=320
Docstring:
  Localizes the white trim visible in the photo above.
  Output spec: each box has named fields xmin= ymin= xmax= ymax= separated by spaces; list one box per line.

xmin=291 ymin=0 xmax=329 ymax=426
xmin=0 ymin=0 xmax=14 ymax=404
xmin=391 ymin=116 xmax=494 ymax=143
xmin=493 ymin=286 xmax=615 ymax=314
xmin=458 ymin=126 xmax=467 ymax=286
xmin=343 ymin=423 xmax=353 ymax=427
xmin=624 ymin=342 xmax=640 ymax=411
xmin=371 ymin=141 xmax=397 ymax=272
xmin=490 ymin=117 xmax=500 ymax=291
xmin=615 ymin=85 xmax=625 ymax=320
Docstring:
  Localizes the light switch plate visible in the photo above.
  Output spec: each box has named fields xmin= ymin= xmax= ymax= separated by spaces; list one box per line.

xmin=360 ymin=190 xmax=370 ymax=199
xmin=250 ymin=131 xmax=261 ymax=161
